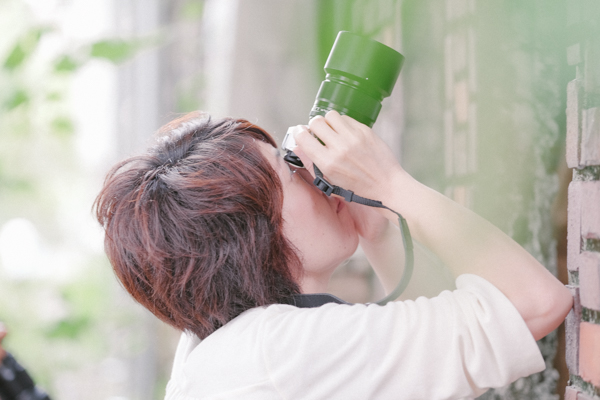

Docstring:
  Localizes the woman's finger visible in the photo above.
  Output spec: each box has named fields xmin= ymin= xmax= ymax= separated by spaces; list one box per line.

xmin=293 ymin=126 xmax=330 ymax=168
xmin=291 ymin=147 xmax=316 ymax=179
xmin=323 ymin=110 xmax=353 ymax=133
xmin=325 ymin=110 xmax=373 ymax=141
xmin=307 ymin=115 xmax=339 ymax=146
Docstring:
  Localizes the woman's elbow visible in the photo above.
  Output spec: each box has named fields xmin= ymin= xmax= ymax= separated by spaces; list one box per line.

xmin=527 ymin=284 xmax=573 ymax=341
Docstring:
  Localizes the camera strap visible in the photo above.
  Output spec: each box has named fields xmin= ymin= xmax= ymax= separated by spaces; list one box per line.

xmin=283 ymin=293 xmax=349 ymax=307
xmin=285 ymin=164 xmax=414 ymax=308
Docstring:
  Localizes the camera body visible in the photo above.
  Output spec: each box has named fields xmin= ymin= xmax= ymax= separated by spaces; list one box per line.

xmin=282 ymin=31 xmax=404 ymax=161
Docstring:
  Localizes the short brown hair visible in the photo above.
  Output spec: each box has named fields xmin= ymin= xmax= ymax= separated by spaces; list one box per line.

xmin=94 ymin=113 xmax=301 ymax=339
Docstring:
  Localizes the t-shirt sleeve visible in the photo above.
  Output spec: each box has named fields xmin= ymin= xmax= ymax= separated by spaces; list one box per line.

xmin=259 ymin=274 xmax=545 ymax=400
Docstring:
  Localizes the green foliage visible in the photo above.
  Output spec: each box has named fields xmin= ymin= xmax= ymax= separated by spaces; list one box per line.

xmin=0 ymin=5 xmax=153 ymax=396
xmin=45 ymin=92 xmax=62 ymax=102
xmin=0 ymin=176 xmax=34 ymax=193
xmin=180 ymin=0 xmax=204 ymax=20
xmin=3 ymin=26 xmax=52 ymax=70
xmin=3 ymin=43 xmax=27 ymax=70
xmin=90 ymin=39 xmax=142 ymax=64
xmin=53 ymin=55 xmax=79 ymax=73
xmin=46 ymin=316 xmax=91 ymax=339
xmin=50 ymin=116 xmax=74 ymax=137
xmin=0 ymin=1 xmax=176 ymax=397
xmin=4 ymin=89 xmax=28 ymax=110
xmin=0 ymin=258 xmax=137 ymax=393
xmin=0 ymin=16 xmax=146 ymax=210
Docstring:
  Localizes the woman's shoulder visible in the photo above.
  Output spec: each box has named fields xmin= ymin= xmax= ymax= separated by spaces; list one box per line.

xmin=169 ymin=276 xmax=544 ymax=399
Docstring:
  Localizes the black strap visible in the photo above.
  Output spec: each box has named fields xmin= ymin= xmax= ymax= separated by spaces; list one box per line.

xmin=286 ymin=164 xmax=414 ymax=308
xmin=284 ymin=293 xmax=349 ymax=307
xmin=313 ymin=165 xmax=387 ymax=208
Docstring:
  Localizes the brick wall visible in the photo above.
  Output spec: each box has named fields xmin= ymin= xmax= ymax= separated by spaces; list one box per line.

xmin=564 ymin=1 xmax=600 ymax=398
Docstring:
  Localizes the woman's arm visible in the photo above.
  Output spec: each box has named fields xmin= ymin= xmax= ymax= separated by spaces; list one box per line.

xmin=344 ymin=203 xmax=455 ymax=299
xmin=294 ymin=111 xmax=573 ymax=340
xmin=343 ymin=200 xmax=406 ymax=294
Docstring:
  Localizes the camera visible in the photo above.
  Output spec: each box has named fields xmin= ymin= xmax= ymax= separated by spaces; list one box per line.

xmin=283 ymin=31 xmax=404 ymax=166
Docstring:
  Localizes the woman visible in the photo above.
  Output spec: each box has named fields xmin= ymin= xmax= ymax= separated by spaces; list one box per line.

xmin=95 ymin=110 xmax=572 ymax=399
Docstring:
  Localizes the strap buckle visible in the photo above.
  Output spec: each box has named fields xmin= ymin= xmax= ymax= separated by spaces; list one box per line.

xmin=313 ymin=176 xmax=334 ymax=196
xmin=314 ymin=173 xmax=355 ymax=202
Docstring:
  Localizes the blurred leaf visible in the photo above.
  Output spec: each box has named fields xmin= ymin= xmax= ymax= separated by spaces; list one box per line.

xmin=0 ymin=161 xmax=34 ymax=193
xmin=54 ymin=55 xmax=79 ymax=72
xmin=90 ymin=39 xmax=140 ymax=64
xmin=46 ymin=92 xmax=62 ymax=102
xmin=8 ymin=179 xmax=35 ymax=193
xmin=3 ymin=44 xmax=27 ymax=70
xmin=3 ymin=27 xmax=52 ymax=71
xmin=51 ymin=116 xmax=74 ymax=137
xmin=4 ymin=89 xmax=29 ymax=110
xmin=181 ymin=0 xmax=204 ymax=20
xmin=46 ymin=316 xmax=90 ymax=339
xmin=0 ymin=177 xmax=35 ymax=193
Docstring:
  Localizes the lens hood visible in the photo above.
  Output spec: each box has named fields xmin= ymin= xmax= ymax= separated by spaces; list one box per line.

xmin=309 ymin=31 xmax=404 ymax=127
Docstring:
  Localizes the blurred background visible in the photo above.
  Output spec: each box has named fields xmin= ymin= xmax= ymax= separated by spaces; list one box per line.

xmin=0 ymin=0 xmax=592 ymax=399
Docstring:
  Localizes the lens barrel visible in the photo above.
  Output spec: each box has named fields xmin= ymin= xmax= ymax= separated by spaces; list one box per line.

xmin=309 ymin=31 xmax=404 ymax=127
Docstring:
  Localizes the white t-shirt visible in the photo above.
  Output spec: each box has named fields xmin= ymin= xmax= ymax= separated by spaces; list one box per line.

xmin=165 ymin=274 xmax=544 ymax=400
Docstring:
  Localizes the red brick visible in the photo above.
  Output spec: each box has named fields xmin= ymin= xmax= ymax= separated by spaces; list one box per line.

xmin=577 ymin=392 xmax=596 ymax=400
xmin=565 ymin=386 xmax=579 ymax=400
xmin=567 ymin=79 xmax=581 ymax=168
xmin=567 ymin=285 xmax=581 ymax=375
xmin=570 ymin=285 xmax=583 ymax=320
xmin=581 ymin=107 xmax=600 ymax=166
xmin=581 ymin=181 xmax=600 ymax=240
xmin=579 ymin=321 xmax=600 ymax=387
xmin=580 ymin=252 xmax=600 ymax=310
xmin=568 ymin=181 xmax=584 ymax=271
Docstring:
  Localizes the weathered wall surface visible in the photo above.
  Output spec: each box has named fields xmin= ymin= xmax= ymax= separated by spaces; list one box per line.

xmin=564 ymin=1 xmax=600 ymax=399
xmin=401 ymin=1 xmax=570 ymax=398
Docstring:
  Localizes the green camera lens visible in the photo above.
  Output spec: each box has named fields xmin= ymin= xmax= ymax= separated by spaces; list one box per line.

xmin=309 ymin=31 xmax=404 ymax=127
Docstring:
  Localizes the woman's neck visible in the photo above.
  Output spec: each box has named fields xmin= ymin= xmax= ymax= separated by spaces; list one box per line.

xmin=299 ymin=271 xmax=332 ymax=294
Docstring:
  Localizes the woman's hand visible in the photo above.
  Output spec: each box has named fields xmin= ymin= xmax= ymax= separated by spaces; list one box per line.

xmin=290 ymin=137 xmax=390 ymax=242
xmin=293 ymin=110 xmax=404 ymax=202
xmin=291 ymin=127 xmax=405 ymax=295
xmin=345 ymin=201 xmax=389 ymax=242
xmin=346 ymin=201 xmax=406 ymax=295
